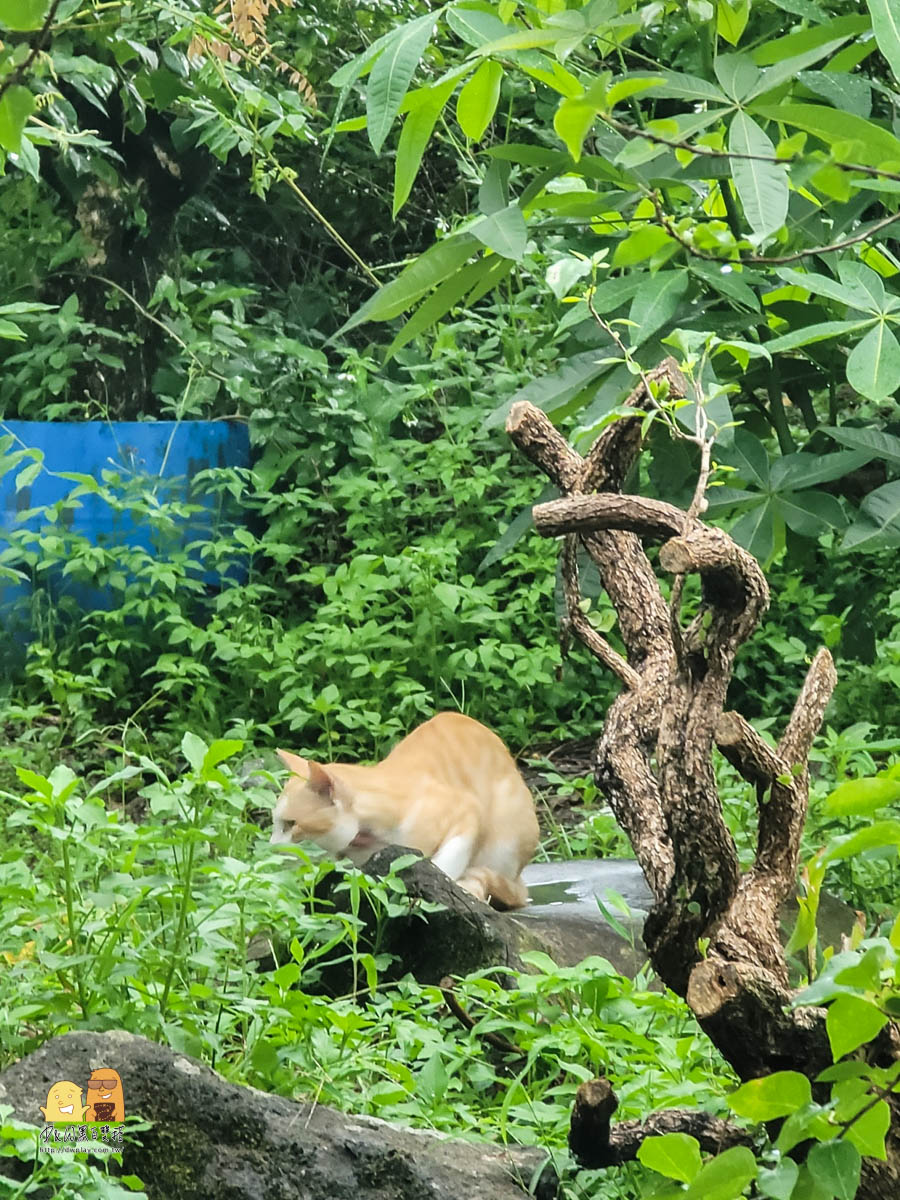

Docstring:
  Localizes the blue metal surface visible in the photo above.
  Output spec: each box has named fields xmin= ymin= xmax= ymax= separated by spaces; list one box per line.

xmin=0 ymin=420 xmax=251 ymax=662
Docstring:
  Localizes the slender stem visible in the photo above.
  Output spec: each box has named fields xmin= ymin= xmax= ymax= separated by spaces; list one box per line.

xmin=271 ymin=161 xmax=380 ymax=286
xmin=60 ymin=834 xmax=89 ymax=1015
xmin=160 ymin=835 xmax=197 ymax=1019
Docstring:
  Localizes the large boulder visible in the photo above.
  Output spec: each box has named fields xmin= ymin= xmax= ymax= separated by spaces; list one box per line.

xmin=0 ymin=1031 xmax=558 ymax=1200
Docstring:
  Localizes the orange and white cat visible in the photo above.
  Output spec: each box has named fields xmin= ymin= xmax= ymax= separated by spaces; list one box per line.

xmin=271 ymin=712 xmax=539 ymax=909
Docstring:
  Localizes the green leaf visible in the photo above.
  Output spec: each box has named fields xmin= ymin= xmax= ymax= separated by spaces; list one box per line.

xmin=638 ymin=1133 xmax=702 ymax=1183
xmin=823 ymin=819 xmax=900 ymax=862
xmin=553 ymin=82 xmax=606 ymax=162
xmin=14 ymin=458 xmax=42 ymax=490
xmin=843 ymin=1097 xmax=890 ymax=1160
xmin=746 ymin=37 xmax=864 ymax=101
xmin=825 ymin=776 xmax=900 ymax=816
xmin=457 ymin=60 xmax=503 ymax=141
xmin=445 ymin=3 xmax=510 ymax=48
xmin=717 ymin=0 xmax=750 ymax=46
xmin=777 ymin=266 xmax=881 ymax=312
xmin=0 ymin=0 xmax=48 ymax=30
xmin=731 ymin=497 xmax=777 ymax=562
xmin=757 ymin=1159 xmax=800 ymax=1200
xmin=385 ymin=258 xmax=489 ymax=359
xmin=715 ymin=54 xmax=761 ymax=101
xmin=778 ymin=490 xmax=847 ymax=537
xmin=729 ymin=1072 xmax=812 ymax=1121
xmin=822 ymin=425 xmax=900 ymax=468
xmin=478 ymin=486 xmax=554 ymax=571
xmin=471 ymin=203 xmax=527 ymax=261
xmin=692 ymin=262 xmax=760 ymax=310
xmin=612 ymin=226 xmax=673 ymax=268
xmin=753 ymin=103 xmax=900 ymax=166
xmin=655 ymin=71 xmax=728 ymax=103
xmin=202 ymin=739 xmax=244 ymax=779
xmin=473 ymin=27 xmax=565 ymax=56
xmin=482 ymin=349 xmax=607 ymax=429
xmin=629 ymin=272 xmax=689 ymax=347
xmin=433 ymin=581 xmax=460 ymax=611
xmin=394 ymin=78 xmax=457 ymax=216
xmin=765 ymin=319 xmax=874 ymax=354
xmin=337 ymin=235 xmax=478 ymax=335
xmin=770 ymin=450 xmax=873 ymax=491
xmin=182 ymin=731 xmax=208 ymax=774
xmin=366 ymin=11 xmax=438 ymax=154
xmin=797 ymin=69 xmax=871 ymax=119
xmin=752 ymin=15 xmax=871 ymax=67
xmin=682 ymin=1146 xmax=757 ymax=1200
xmin=842 ymin=481 xmax=900 ymax=551
xmin=725 ymin=429 xmax=769 ymax=487
xmin=807 ymin=1140 xmax=861 ymax=1200
xmin=868 ymin=0 xmax=900 ymax=85
xmin=728 ymin=112 xmax=788 ymax=238
xmin=838 ymin=260 xmax=890 ymax=313
xmin=846 ymin=323 xmax=900 ymax=402
xmin=0 ymin=86 xmax=36 ymax=154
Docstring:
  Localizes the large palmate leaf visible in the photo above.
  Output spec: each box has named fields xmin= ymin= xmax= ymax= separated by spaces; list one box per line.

xmin=777 ymin=265 xmax=887 ymax=312
xmin=366 ymin=10 xmax=438 ymax=154
xmin=728 ymin=112 xmax=788 ymax=238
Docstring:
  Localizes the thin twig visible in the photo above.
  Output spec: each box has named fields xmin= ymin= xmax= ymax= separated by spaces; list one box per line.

xmin=438 ymin=978 xmax=525 ymax=1056
xmin=650 ymin=191 xmax=900 ymax=266
xmin=604 ymin=113 xmax=900 ymax=185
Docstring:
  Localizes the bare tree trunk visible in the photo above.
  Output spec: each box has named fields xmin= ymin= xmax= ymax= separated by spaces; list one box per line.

xmin=507 ymin=360 xmax=900 ymax=1198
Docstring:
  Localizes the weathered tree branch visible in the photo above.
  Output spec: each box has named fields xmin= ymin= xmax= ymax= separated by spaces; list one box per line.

xmin=505 ymin=361 xmax=900 ymax=1196
xmin=561 ymin=535 xmax=640 ymax=689
xmin=569 ymin=1076 xmax=753 ymax=1168
xmin=534 ymin=493 xmax=687 ymax=540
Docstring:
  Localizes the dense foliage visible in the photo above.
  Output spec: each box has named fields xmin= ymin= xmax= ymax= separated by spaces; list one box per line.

xmin=0 ymin=0 xmax=899 ymax=1196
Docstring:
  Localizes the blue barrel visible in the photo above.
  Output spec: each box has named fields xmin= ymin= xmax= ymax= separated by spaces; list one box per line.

xmin=0 ymin=420 xmax=251 ymax=663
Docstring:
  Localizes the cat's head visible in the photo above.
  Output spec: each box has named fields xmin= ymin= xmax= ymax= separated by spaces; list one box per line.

xmin=270 ymin=749 xmax=361 ymax=856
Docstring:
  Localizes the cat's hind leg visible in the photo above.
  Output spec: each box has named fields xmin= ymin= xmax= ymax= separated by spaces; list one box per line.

xmin=457 ymin=867 xmax=528 ymax=910
xmin=430 ymin=831 xmax=476 ymax=881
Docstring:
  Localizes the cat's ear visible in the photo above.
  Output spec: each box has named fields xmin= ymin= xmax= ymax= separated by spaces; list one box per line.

xmin=277 ymin=749 xmax=308 ymax=776
xmin=306 ymin=760 xmax=334 ymax=799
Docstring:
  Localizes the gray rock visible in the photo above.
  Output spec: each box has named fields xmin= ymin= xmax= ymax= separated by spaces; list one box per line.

xmin=0 ymin=1032 xmax=558 ymax=1200
xmin=251 ymin=851 xmax=855 ymax=988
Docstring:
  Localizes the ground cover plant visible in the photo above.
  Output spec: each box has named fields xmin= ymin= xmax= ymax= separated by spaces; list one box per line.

xmin=0 ymin=0 xmax=899 ymax=1196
